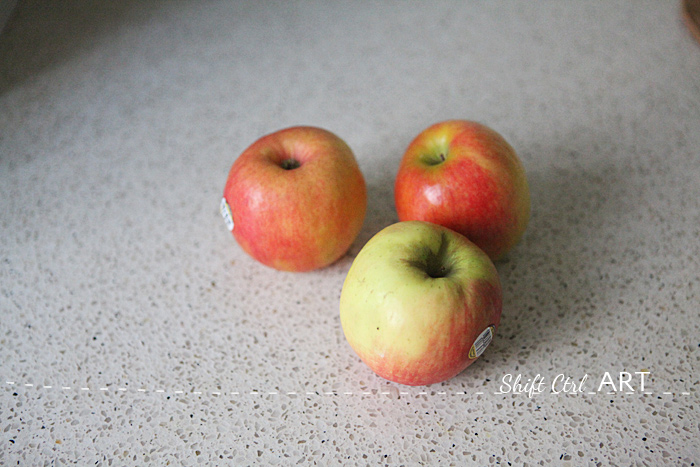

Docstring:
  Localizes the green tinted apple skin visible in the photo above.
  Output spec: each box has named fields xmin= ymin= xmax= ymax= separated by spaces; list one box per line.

xmin=339 ymin=221 xmax=502 ymax=386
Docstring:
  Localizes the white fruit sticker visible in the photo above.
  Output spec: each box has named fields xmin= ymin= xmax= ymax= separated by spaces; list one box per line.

xmin=220 ymin=197 xmax=234 ymax=231
xmin=469 ymin=325 xmax=495 ymax=359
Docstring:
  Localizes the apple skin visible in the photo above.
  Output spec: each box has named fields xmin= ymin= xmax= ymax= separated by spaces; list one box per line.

xmin=339 ymin=221 xmax=502 ymax=386
xmin=394 ymin=120 xmax=530 ymax=261
xmin=222 ymin=126 xmax=367 ymax=272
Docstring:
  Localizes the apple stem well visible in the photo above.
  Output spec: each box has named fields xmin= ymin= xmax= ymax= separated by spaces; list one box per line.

xmin=280 ymin=158 xmax=301 ymax=170
xmin=404 ymin=232 xmax=454 ymax=279
xmin=421 ymin=152 xmax=447 ymax=166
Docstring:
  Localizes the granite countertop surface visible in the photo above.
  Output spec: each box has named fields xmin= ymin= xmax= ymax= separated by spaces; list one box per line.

xmin=1 ymin=1 xmax=699 ymax=465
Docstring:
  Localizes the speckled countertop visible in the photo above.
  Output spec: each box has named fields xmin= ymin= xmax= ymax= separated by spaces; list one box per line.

xmin=1 ymin=1 xmax=699 ymax=465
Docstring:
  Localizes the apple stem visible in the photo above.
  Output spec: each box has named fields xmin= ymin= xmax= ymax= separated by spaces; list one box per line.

xmin=421 ymin=152 xmax=448 ymax=166
xmin=280 ymin=158 xmax=301 ymax=170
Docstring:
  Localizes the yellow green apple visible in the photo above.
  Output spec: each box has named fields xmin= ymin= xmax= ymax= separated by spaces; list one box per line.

xmin=339 ymin=221 xmax=502 ymax=386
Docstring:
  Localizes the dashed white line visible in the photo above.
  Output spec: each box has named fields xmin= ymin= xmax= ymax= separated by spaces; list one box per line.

xmin=3 ymin=381 xmax=693 ymax=397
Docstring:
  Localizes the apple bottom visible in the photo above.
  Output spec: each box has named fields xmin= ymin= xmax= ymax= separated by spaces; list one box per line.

xmin=356 ymin=281 xmax=500 ymax=386
xmin=355 ymin=334 xmax=494 ymax=386
xmin=233 ymin=220 xmax=353 ymax=272
xmin=355 ymin=348 xmax=474 ymax=387
xmin=353 ymin=317 xmax=499 ymax=386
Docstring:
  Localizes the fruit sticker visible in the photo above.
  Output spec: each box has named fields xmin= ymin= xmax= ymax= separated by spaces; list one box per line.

xmin=220 ymin=197 xmax=234 ymax=231
xmin=469 ymin=325 xmax=495 ymax=359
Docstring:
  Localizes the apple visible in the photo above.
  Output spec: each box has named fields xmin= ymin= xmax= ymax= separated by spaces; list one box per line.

xmin=339 ymin=221 xmax=502 ymax=386
xmin=221 ymin=126 xmax=367 ymax=272
xmin=394 ymin=120 xmax=530 ymax=260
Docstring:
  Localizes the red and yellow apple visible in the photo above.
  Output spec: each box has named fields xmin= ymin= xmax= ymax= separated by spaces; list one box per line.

xmin=394 ymin=120 xmax=530 ymax=260
xmin=339 ymin=221 xmax=502 ymax=386
xmin=221 ymin=126 xmax=367 ymax=272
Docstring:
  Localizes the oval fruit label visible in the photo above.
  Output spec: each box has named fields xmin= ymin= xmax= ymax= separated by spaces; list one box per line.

xmin=469 ymin=325 xmax=495 ymax=359
xmin=220 ymin=197 xmax=234 ymax=231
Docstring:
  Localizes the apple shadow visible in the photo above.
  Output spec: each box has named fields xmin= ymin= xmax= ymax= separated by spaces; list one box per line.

xmin=347 ymin=177 xmax=399 ymax=257
xmin=344 ymin=134 xmax=407 ymax=259
xmin=479 ymin=149 xmax=643 ymax=377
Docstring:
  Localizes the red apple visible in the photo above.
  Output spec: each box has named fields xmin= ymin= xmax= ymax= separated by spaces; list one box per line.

xmin=221 ymin=126 xmax=367 ymax=272
xmin=394 ymin=120 xmax=530 ymax=260
xmin=339 ymin=221 xmax=502 ymax=386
